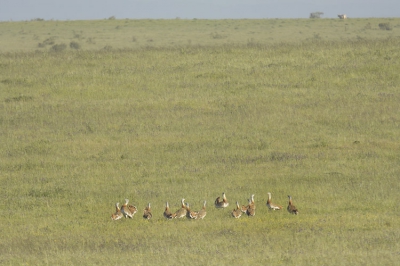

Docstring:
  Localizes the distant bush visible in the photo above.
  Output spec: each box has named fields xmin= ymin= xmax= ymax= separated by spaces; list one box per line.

xmin=43 ymin=37 xmax=56 ymax=45
xmin=50 ymin=43 xmax=67 ymax=52
xmin=5 ymin=95 xmax=33 ymax=103
xmin=31 ymin=18 xmax=44 ymax=21
xmin=211 ymin=32 xmax=226 ymax=39
xmin=310 ymin=12 xmax=324 ymax=19
xmin=103 ymin=45 xmax=113 ymax=51
xmin=86 ymin=37 xmax=96 ymax=44
xmin=70 ymin=41 xmax=81 ymax=49
xmin=72 ymin=30 xmax=83 ymax=39
xmin=38 ymin=37 xmax=57 ymax=48
xmin=313 ymin=33 xmax=321 ymax=39
xmin=108 ymin=16 xmax=116 ymax=20
xmin=378 ymin=23 xmax=392 ymax=30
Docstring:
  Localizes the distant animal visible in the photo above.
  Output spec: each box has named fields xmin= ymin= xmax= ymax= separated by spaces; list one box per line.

xmin=111 ymin=202 xmax=123 ymax=221
xmin=338 ymin=14 xmax=347 ymax=19
xmin=196 ymin=201 xmax=207 ymax=219
xmin=215 ymin=192 xmax=229 ymax=208
xmin=241 ymin=202 xmax=249 ymax=213
xmin=121 ymin=199 xmax=137 ymax=218
xmin=143 ymin=203 xmax=152 ymax=219
xmin=250 ymin=194 xmax=255 ymax=209
xmin=246 ymin=198 xmax=255 ymax=217
xmin=128 ymin=204 xmax=138 ymax=216
xmin=174 ymin=198 xmax=187 ymax=218
xmin=287 ymin=195 xmax=299 ymax=215
xmin=232 ymin=201 xmax=242 ymax=218
xmin=266 ymin=192 xmax=282 ymax=210
xmin=185 ymin=203 xmax=198 ymax=219
xmin=241 ymin=194 xmax=255 ymax=214
xmin=163 ymin=202 xmax=176 ymax=219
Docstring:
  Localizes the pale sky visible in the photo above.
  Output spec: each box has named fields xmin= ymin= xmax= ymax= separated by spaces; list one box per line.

xmin=1 ymin=0 xmax=399 ymax=21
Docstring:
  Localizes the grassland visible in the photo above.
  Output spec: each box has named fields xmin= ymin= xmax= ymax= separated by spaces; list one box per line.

xmin=1 ymin=18 xmax=400 ymax=52
xmin=1 ymin=18 xmax=400 ymax=265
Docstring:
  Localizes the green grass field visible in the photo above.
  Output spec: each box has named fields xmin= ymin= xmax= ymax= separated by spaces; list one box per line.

xmin=1 ymin=18 xmax=400 ymax=265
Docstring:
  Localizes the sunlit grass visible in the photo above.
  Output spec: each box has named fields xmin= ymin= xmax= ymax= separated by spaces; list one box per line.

xmin=0 ymin=19 xmax=400 ymax=265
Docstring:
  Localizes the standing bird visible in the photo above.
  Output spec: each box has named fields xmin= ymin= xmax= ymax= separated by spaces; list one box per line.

xmin=174 ymin=198 xmax=187 ymax=218
xmin=111 ymin=202 xmax=123 ymax=221
xmin=185 ymin=203 xmax=198 ymax=219
xmin=121 ymin=199 xmax=137 ymax=218
xmin=196 ymin=201 xmax=207 ymax=220
xmin=266 ymin=192 xmax=282 ymax=210
xmin=232 ymin=201 xmax=242 ymax=218
xmin=163 ymin=202 xmax=176 ymax=219
xmin=242 ymin=194 xmax=255 ymax=214
xmin=241 ymin=203 xmax=249 ymax=213
xmin=215 ymin=192 xmax=229 ymax=208
xmin=246 ymin=198 xmax=256 ymax=217
xmin=287 ymin=195 xmax=299 ymax=215
xmin=250 ymin=194 xmax=255 ymax=209
xmin=128 ymin=204 xmax=138 ymax=216
xmin=143 ymin=203 xmax=152 ymax=220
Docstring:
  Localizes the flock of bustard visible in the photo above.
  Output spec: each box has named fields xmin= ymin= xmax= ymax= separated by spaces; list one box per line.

xmin=111 ymin=192 xmax=299 ymax=221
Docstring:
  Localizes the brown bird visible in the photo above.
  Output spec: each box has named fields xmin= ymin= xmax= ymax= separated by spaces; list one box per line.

xmin=121 ymin=199 xmax=137 ymax=218
xmin=143 ymin=203 xmax=152 ymax=220
xmin=111 ymin=202 xmax=123 ymax=221
xmin=241 ymin=194 xmax=255 ymax=214
xmin=163 ymin=202 xmax=176 ymax=219
xmin=215 ymin=192 xmax=229 ymax=208
xmin=287 ymin=195 xmax=299 ymax=215
xmin=174 ymin=198 xmax=187 ymax=218
xmin=232 ymin=201 xmax=242 ymax=218
xmin=128 ymin=204 xmax=138 ymax=216
xmin=185 ymin=202 xmax=198 ymax=219
xmin=246 ymin=198 xmax=256 ymax=217
xmin=250 ymin=194 xmax=255 ymax=209
xmin=241 ymin=203 xmax=249 ymax=213
xmin=266 ymin=192 xmax=282 ymax=210
xmin=196 ymin=201 xmax=207 ymax=220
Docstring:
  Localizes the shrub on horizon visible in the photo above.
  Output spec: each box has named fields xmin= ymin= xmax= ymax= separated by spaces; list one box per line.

xmin=70 ymin=41 xmax=81 ymax=49
xmin=378 ymin=23 xmax=392 ymax=30
xmin=50 ymin=43 xmax=67 ymax=52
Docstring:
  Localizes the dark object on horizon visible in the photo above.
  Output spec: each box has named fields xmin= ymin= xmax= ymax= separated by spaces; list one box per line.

xmin=310 ymin=12 xmax=324 ymax=19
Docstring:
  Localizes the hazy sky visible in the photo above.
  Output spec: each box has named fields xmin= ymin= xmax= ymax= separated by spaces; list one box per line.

xmin=1 ymin=0 xmax=399 ymax=21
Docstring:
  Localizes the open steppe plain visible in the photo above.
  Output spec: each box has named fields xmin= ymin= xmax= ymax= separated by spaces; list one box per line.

xmin=1 ymin=18 xmax=400 ymax=265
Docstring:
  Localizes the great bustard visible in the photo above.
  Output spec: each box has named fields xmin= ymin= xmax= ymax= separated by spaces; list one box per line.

xmin=174 ymin=198 xmax=187 ymax=218
xmin=250 ymin=194 xmax=255 ymax=209
xmin=241 ymin=194 xmax=255 ymax=215
xmin=196 ymin=201 xmax=207 ymax=219
xmin=287 ymin=195 xmax=299 ymax=215
xmin=185 ymin=202 xmax=198 ymax=219
xmin=232 ymin=201 xmax=242 ymax=218
xmin=241 ymin=203 xmax=249 ymax=213
xmin=111 ymin=202 xmax=123 ymax=221
xmin=246 ymin=198 xmax=255 ymax=217
xmin=215 ymin=192 xmax=229 ymax=208
xmin=143 ymin=203 xmax=152 ymax=219
xmin=266 ymin=192 xmax=282 ymax=210
xmin=121 ymin=199 xmax=137 ymax=219
xmin=163 ymin=202 xmax=176 ymax=219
